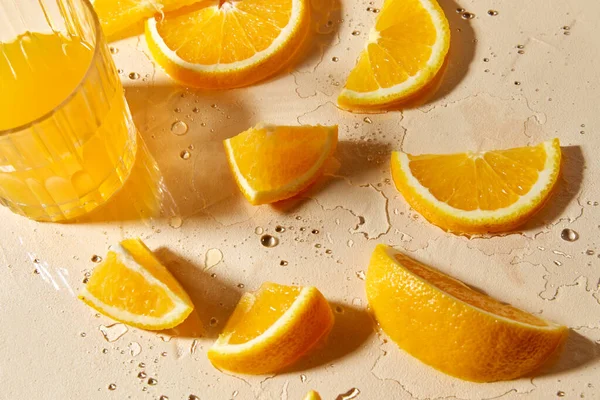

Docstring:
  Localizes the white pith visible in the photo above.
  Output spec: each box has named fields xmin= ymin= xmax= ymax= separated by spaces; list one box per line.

xmin=340 ymin=0 xmax=449 ymax=101
xmin=394 ymin=140 xmax=560 ymax=221
xmin=146 ymin=0 xmax=304 ymax=72
xmin=80 ymin=244 xmax=191 ymax=326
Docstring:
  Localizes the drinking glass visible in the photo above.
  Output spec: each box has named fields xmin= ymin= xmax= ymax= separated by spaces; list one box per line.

xmin=0 ymin=0 xmax=137 ymax=221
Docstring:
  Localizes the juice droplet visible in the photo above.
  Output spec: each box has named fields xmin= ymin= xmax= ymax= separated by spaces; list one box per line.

xmin=91 ymin=255 xmax=102 ymax=263
xmin=461 ymin=12 xmax=475 ymax=19
xmin=326 ymin=249 xmax=332 ymax=254
xmin=332 ymin=56 xmax=339 ymax=62
xmin=205 ymin=248 xmax=223 ymax=269
xmin=280 ymin=260 xmax=288 ymax=266
xmin=517 ymin=44 xmax=524 ymax=49
xmin=275 ymin=225 xmax=285 ymax=233
xmin=117 ymin=68 xmax=124 ymax=74
xmin=108 ymin=384 xmax=117 ymax=391
xmin=518 ymin=50 xmax=525 ymax=54
xmin=336 ymin=388 xmax=360 ymax=400
xmin=209 ymin=317 xmax=218 ymax=326
xmin=139 ymin=362 xmax=146 ymax=368
xmin=557 ymin=391 xmax=565 ymax=397
xmin=171 ymin=120 xmax=189 ymax=136
xmin=180 ymin=150 xmax=191 ymax=160
xmin=237 ymin=283 xmax=245 ymax=288
xmin=514 ymin=81 xmax=521 ymax=85
xmin=189 ymin=396 xmax=200 ymax=400
xmin=586 ymin=250 xmax=595 ymax=256
xmin=347 ymin=239 xmax=354 ymax=247
xmin=483 ymin=58 xmax=489 ymax=62
xmin=102 ymin=348 xmax=108 ymax=354
xmin=80 ymin=332 xmax=86 ymax=337
xmin=148 ymin=378 xmax=158 ymax=386
xmin=174 ymin=107 xmax=181 ymax=113
xmin=363 ymin=117 xmax=372 ymax=124
xmin=487 ymin=10 xmax=498 ymax=16
xmin=562 ymin=26 xmax=570 ymax=30
xmin=138 ymin=372 xmax=147 ymax=379
xmin=109 ymin=46 xmax=119 ymax=54
xmin=356 ymin=270 xmax=366 ymax=280
xmin=261 ymin=234 xmax=279 ymax=247
xmin=351 ymin=30 xmax=360 ymax=36
xmin=192 ymin=107 xmax=200 ymax=113
xmin=99 ymin=323 xmax=128 ymax=342
xmin=128 ymin=72 xmax=140 ymax=80
xmin=160 ymin=396 xmax=169 ymax=400
xmin=456 ymin=7 xmax=465 ymax=13
xmin=561 ymin=228 xmax=579 ymax=241
xmin=312 ymin=229 xmax=320 ymax=234
xmin=169 ymin=216 xmax=183 ymax=229
xmin=300 ymin=374 xmax=307 ymax=382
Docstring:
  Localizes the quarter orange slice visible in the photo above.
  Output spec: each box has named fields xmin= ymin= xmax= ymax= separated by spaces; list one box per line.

xmin=145 ymin=0 xmax=310 ymax=88
xmin=391 ymin=139 xmax=562 ymax=233
xmin=366 ymin=244 xmax=568 ymax=382
xmin=224 ymin=123 xmax=338 ymax=205
xmin=79 ymin=238 xmax=194 ymax=330
xmin=208 ymin=282 xmax=334 ymax=374
xmin=338 ymin=0 xmax=450 ymax=110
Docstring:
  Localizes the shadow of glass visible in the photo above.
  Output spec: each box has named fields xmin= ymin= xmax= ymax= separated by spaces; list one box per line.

xmin=530 ymin=329 xmax=600 ymax=378
xmin=283 ymin=302 xmax=374 ymax=373
xmin=153 ymin=247 xmax=242 ymax=338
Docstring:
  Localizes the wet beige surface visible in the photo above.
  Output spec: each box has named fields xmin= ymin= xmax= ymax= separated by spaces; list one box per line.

xmin=2 ymin=0 xmax=600 ymax=399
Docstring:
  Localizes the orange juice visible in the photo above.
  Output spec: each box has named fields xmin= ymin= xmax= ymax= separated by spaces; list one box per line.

xmin=0 ymin=32 xmax=137 ymax=221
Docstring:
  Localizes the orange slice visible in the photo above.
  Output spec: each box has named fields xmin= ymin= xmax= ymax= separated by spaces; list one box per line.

xmin=93 ymin=0 xmax=200 ymax=40
xmin=79 ymin=238 xmax=194 ymax=330
xmin=145 ymin=0 xmax=310 ymax=88
xmin=224 ymin=123 xmax=338 ymax=205
xmin=391 ymin=139 xmax=562 ymax=233
xmin=208 ymin=282 xmax=334 ymax=374
xmin=367 ymin=244 xmax=568 ymax=382
xmin=338 ymin=0 xmax=450 ymax=110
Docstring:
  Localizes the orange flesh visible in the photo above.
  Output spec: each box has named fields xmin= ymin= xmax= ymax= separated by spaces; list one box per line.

xmin=227 ymin=283 xmax=301 ymax=344
xmin=345 ymin=0 xmax=437 ymax=92
xmin=394 ymin=253 xmax=547 ymax=327
xmin=228 ymin=125 xmax=333 ymax=192
xmin=86 ymin=251 xmax=176 ymax=316
xmin=155 ymin=0 xmax=293 ymax=65
xmin=407 ymin=144 xmax=547 ymax=211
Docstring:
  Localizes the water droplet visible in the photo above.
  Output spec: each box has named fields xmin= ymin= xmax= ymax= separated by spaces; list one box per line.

xmin=518 ymin=50 xmax=525 ymax=54
xmin=564 ymin=31 xmax=571 ymax=35
xmin=117 ymin=68 xmax=124 ymax=74
xmin=586 ymin=250 xmax=595 ymax=256
xmin=557 ymin=391 xmax=565 ymax=397
xmin=99 ymin=323 xmax=128 ymax=342
xmin=315 ymin=244 xmax=321 ymax=248
xmin=82 ymin=277 xmax=88 ymax=283
xmin=347 ymin=239 xmax=354 ymax=247
xmin=210 ymin=273 xmax=217 ymax=278
xmin=332 ymin=56 xmax=339 ymax=62
xmin=80 ymin=332 xmax=86 ymax=337
xmin=580 ymin=130 xmax=585 ymax=135
xmin=210 ymin=104 xmax=217 ymax=108
xmin=91 ymin=255 xmax=102 ymax=263
xmin=561 ymin=228 xmax=579 ymax=242
xmin=180 ymin=150 xmax=191 ymax=160
xmin=102 ymin=348 xmax=108 ymax=354
xmin=189 ymin=396 xmax=200 ymax=400
xmin=138 ymin=372 xmax=147 ymax=379
xmin=351 ymin=30 xmax=360 ymax=36
xmin=192 ymin=107 xmax=200 ymax=113
xmin=456 ymin=8 xmax=465 ymax=13
xmin=554 ymin=260 xmax=563 ymax=266
xmin=171 ymin=120 xmax=189 ymax=136
xmin=337 ymin=388 xmax=360 ymax=400
xmin=563 ymin=26 xmax=570 ymax=30
xmin=280 ymin=260 xmax=288 ymax=266
xmin=514 ymin=81 xmax=521 ymax=85
xmin=128 ymin=72 xmax=140 ymax=80
xmin=174 ymin=107 xmax=181 ymax=113
xmin=161 ymin=351 xmax=167 ymax=357
xmin=160 ymin=396 xmax=169 ymax=400
xmin=275 ymin=225 xmax=285 ymax=233
xmin=483 ymin=58 xmax=490 ymax=62
xmin=109 ymin=46 xmax=119 ymax=54
xmin=487 ymin=10 xmax=498 ymax=16
xmin=363 ymin=117 xmax=372 ymax=124
xmin=108 ymin=384 xmax=117 ymax=390
xmin=356 ymin=270 xmax=366 ymax=280
xmin=139 ymin=362 xmax=146 ymax=368
xmin=237 ymin=283 xmax=245 ymax=289
xmin=260 ymin=234 xmax=279 ymax=247
xmin=209 ymin=317 xmax=218 ymax=326
xmin=300 ymin=374 xmax=307 ymax=382
xmin=169 ymin=216 xmax=183 ymax=229
xmin=461 ymin=12 xmax=475 ymax=20
xmin=205 ymin=248 xmax=223 ymax=269
xmin=148 ymin=378 xmax=158 ymax=386
xmin=517 ymin=44 xmax=525 ymax=49
xmin=326 ymin=249 xmax=332 ymax=254
xmin=312 ymin=229 xmax=320 ymax=234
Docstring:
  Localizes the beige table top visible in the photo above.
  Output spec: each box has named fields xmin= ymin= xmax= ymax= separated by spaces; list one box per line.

xmin=2 ymin=0 xmax=600 ymax=399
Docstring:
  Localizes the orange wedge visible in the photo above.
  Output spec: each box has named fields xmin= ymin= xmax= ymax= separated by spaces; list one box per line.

xmin=208 ymin=282 xmax=334 ymax=374
xmin=367 ymin=244 xmax=568 ymax=382
xmin=391 ymin=139 xmax=562 ymax=233
xmin=79 ymin=238 xmax=194 ymax=330
xmin=338 ymin=0 xmax=450 ymax=110
xmin=224 ymin=123 xmax=338 ymax=205
xmin=93 ymin=0 xmax=200 ymax=40
xmin=145 ymin=0 xmax=310 ymax=88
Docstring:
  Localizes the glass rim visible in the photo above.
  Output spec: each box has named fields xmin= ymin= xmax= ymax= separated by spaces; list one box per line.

xmin=0 ymin=0 xmax=103 ymax=136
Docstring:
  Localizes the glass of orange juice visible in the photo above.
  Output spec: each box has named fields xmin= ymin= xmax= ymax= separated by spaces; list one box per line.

xmin=0 ymin=0 xmax=137 ymax=221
